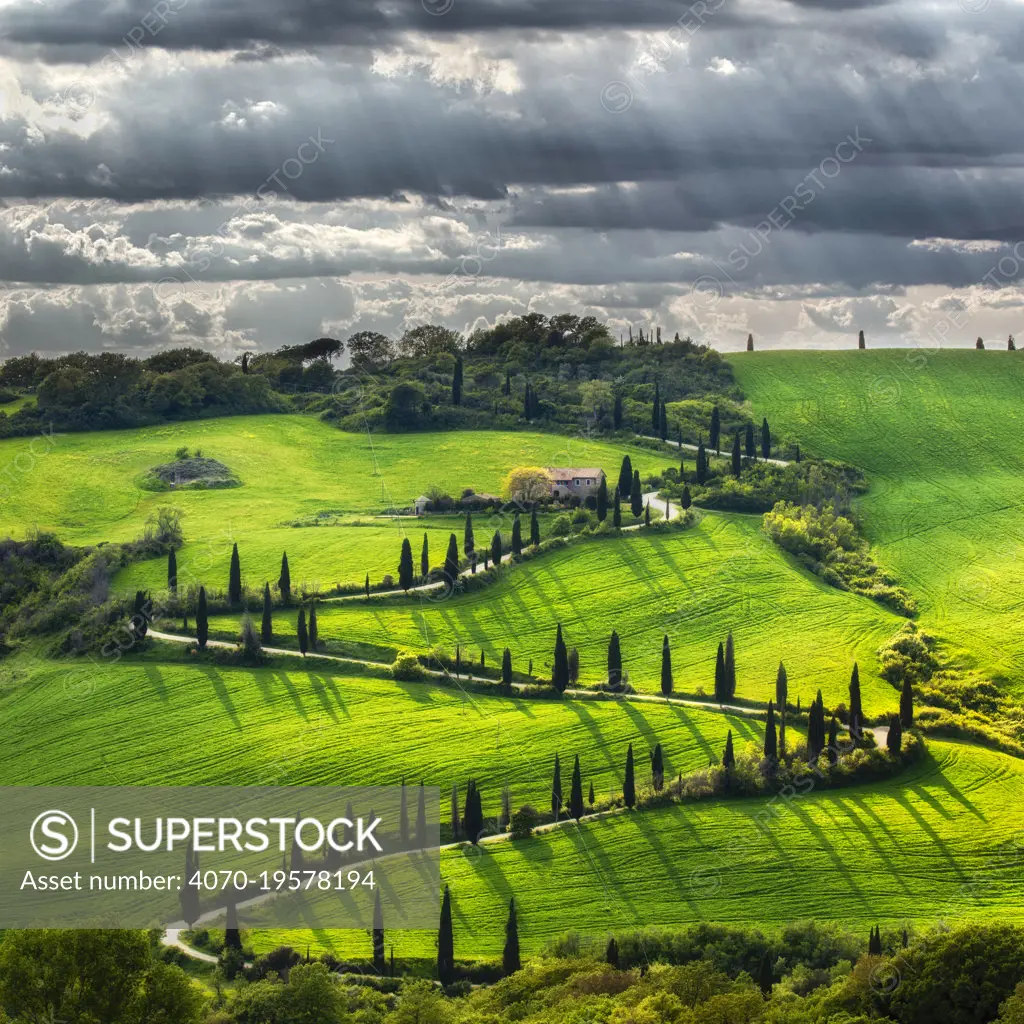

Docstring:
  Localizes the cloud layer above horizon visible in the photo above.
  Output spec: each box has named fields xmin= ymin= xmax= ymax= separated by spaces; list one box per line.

xmin=0 ymin=0 xmax=1021 ymax=357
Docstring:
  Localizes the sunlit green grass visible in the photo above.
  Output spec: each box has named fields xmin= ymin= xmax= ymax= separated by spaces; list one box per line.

xmin=733 ymin=350 xmax=1024 ymax=692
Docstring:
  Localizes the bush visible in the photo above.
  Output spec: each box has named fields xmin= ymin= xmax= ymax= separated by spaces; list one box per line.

xmin=392 ymin=649 xmax=425 ymax=681
xmin=509 ymin=804 xmax=541 ymax=839
xmin=550 ymin=514 xmax=572 ymax=537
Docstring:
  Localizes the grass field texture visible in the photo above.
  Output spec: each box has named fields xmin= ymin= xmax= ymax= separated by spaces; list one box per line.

xmin=206 ymin=513 xmax=904 ymax=711
xmin=733 ymin=350 xmax=1024 ymax=691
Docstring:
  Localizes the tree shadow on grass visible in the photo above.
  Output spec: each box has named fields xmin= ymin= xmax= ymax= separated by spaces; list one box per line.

xmin=923 ymin=768 xmax=985 ymax=821
xmin=272 ymin=670 xmax=309 ymax=721
xmin=205 ymin=666 xmax=241 ymax=730
xmin=668 ymin=703 xmax=715 ymax=762
xmin=628 ymin=807 xmax=704 ymax=918
xmin=819 ymin=801 xmax=912 ymax=896
xmin=888 ymin=790 xmax=969 ymax=883
xmin=574 ymin=816 xmax=643 ymax=926
xmin=307 ymin=673 xmax=340 ymax=723
xmin=143 ymin=664 xmax=168 ymax=702
xmin=561 ymin=701 xmax=618 ymax=774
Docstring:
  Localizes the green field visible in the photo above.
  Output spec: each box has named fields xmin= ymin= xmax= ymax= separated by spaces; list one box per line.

xmin=254 ymin=738 xmax=1024 ymax=958
xmin=733 ymin=350 xmax=1024 ymax=691
xmin=207 ymin=513 xmax=904 ymax=711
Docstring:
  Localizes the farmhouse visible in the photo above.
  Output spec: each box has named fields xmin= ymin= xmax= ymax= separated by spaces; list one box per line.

xmin=546 ymin=467 xmax=606 ymax=500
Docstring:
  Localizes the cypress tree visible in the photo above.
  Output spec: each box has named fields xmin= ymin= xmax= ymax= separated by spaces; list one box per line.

xmin=723 ymin=730 xmax=735 ymax=769
xmin=569 ymin=754 xmax=584 ymax=818
xmin=464 ymin=513 xmax=475 ymax=557
xmin=650 ymin=743 xmax=664 ymax=791
xmin=764 ymin=700 xmax=777 ymax=760
xmin=372 ymin=887 xmax=385 ymax=973
xmin=364 ymin=573 xmax=370 ymax=599
xmin=613 ymin=391 xmax=623 ymax=428
xmin=617 ymin=455 xmax=633 ymax=499
xmin=491 ymin=529 xmax=502 ymax=566
xmin=745 ymin=421 xmax=756 ymax=458
xmin=133 ymin=590 xmax=149 ymax=640
xmin=681 ymin=485 xmax=692 ymax=510
xmin=297 ymin=608 xmax=308 ymax=656
xmin=849 ymin=663 xmax=863 ymax=745
xmin=606 ymin=937 xmax=620 ymax=969
xmin=607 ymin=630 xmax=622 ymax=689
xmin=696 ymin=441 xmax=708 ymax=484
xmin=552 ymin=624 xmax=569 ymax=693
xmin=644 ymin=502 xmax=651 ymax=527
xmin=652 ymin=380 xmax=661 ymax=432
xmin=452 ymin=354 xmax=463 ymax=406
xmin=398 ymin=538 xmax=415 ymax=591
xmin=278 ymin=552 xmax=291 ymax=604
xmin=731 ymin=433 xmax=741 ymax=477
xmin=976 ymin=336 xmax=985 ymax=350
xmin=421 ymin=533 xmax=430 ymax=578
xmin=196 ymin=586 xmax=209 ymax=650
xmin=761 ymin=418 xmax=771 ymax=459
xmin=167 ymin=549 xmax=177 ymax=594
xmin=596 ymin=476 xmax=608 ymax=521
xmin=450 ymin=784 xmax=460 ymax=839
xmin=444 ymin=533 xmax=460 ymax=583
xmin=463 ymin=780 xmax=484 ymax=843
xmin=710 ymin=406 xmax=721 ymax=451
xmin=659 ymin=401 xmax=668 ymax=441
xmin=900 ymin=676 xmax=914 ymax=727
xmin=660 ymin=634 xmax=673 ymax=696
xmin=530 ymin=507 xmax=540 ymax=547
xmin=775 ymin=662 xmax=788 ymax=710
xmin=225 ymin=901 xmax=242 ymax=951
xmin=623 ymin=743 xmax=636 ymax=808
xmin=747 ymin=333 xmax=754 ymax=352
xmin=511 ymin=514 xmax=523 ymax=555
xmin=725 ymin=632 xmax=736 ymax=699
xmin=1010 ymin=334 xmax=1017 ymax=352
xmin=858 ymin=329 xmax=866 ymax=350
xmin=714 ymin=642 xmax=726 ymax=701
xmin=438 ymin=886 xmax=454 ymax=984
xmin=757 ymin=951 xmax=773 ymax=996
xmin=228 ymin=543 xmax=242 ymax=607
xmin=501 ymin=647 xmax=513 ymax=691
xmin=613 ymin=487 xmax=623 ymax=528
xmin=551 ymin=754 xmax=562 ymax=820
xmin=503 ymin=898 xmax=521 ymax=975
xmin=260 ymin=582 xmax=273 ymax=643
xmin=588 ymin=780 xmax=595 ymax=807
xmin=887 ymin=714 xmax=903 ymax=755
xmin=630 ymin=471 xmax=643 ymax=518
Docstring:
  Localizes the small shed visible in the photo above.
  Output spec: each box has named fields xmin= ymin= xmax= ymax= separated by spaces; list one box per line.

xmin=413 ymin=495 xmax=430 ymax=514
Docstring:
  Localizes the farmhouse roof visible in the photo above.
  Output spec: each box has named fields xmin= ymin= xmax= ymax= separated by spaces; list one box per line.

xmin=546 ymin=467 xmax=604 ymax=478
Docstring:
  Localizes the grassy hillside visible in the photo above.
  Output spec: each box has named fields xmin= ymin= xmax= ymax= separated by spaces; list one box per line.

xmin=732 ymin=350 xmax=1024 ymax=691
xmin=0 ymin=651 xmax=762 ymax=814
xmin=252 ymin=738 xmax=1024 ymax=958
xmin=0 ymin=416 xmax=658 ymax=550
xmin=208 ymin=514 xmax=903 ymax=711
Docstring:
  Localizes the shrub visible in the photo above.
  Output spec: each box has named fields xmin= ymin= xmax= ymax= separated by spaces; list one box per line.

xmin=509 ymin=804 xmax=541 ymax=839
xmin=392 ymin=649 xmax=425 ymax=681
xmin=550 ymin=514 xmax=572 ymax=537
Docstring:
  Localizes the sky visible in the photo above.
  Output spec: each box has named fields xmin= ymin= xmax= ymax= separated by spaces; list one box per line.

xmin=0 ymin=0 xmax=1021 ymax=358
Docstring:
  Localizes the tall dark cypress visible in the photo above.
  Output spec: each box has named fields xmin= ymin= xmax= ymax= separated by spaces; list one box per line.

xmin=764 ymin=700 xmax=778 ymax=760
xmin=681 ymin=485 xmax=692 ymax=510
xmin=196 ymin=586 xmax=209 ymax=650
xmin=714 ymin=641 xmax=726 ymax=701
xmin=606 ymin=937 xmax=620 ymax=969
xmin=261 ymin=582 xmax=273 ymax=643
xmin=613 ymin=487 xmax=623 ymax=528
xmin=731 ymin=433 xmax=742 ymax=478
xmin=660 ymin=634 xmax=673 ymax=696
xmin=278 ymin=552 xmax=291 ymax=604
xmin=530 ymin=508 xmax=541 ymax=547
xmin=858 ymin=330 xmax=866 ymax=350
xmin=652 ymin=380 xmax=661 ymax=431
xmin=398 ymin=538 xmax=415 ymax=591
xmin=745 ymin=421 xmax=756 ymax=458
xmin=849 ymin=663 xmax=863 ymax=745
xmin=552 ymin=624 xmax=569 ymax=693
xmin=464 ymin=513 xmax=475 ymax=557
xmin=503 ymin=898 xmax=521 ymax=975
xmin=887 ymin=714 xmax=903 ymax=755
xmin=775 ymin=662 xmax=788 ymax=710
xmin=452 ymin=354 xmax=463 ymax=406
xmin=551 ymin=754 xmax=562 ymax=821
xmin=569 ymin=754 xmax=584 ymax=819
xmin=463 ymin=780 xmax=484 ymax=843
xmin=723 ymin=730 xmax=735 ymax=769
xmin=696 ymin=441 xmax=708 ymax=484
xmin=372 ymin=887 xmax=385 ymax=974
xmin=757 ymin=951 xmax=773 ymax=996
xmin=617 ymin=455 xmax=633 ymax=499
xmin=490 ymin=529 xmax=502 ymax=566
xmin=900 ymin=677 xmax=914 ymax=727
xmin=747 ymin=333 xmax=755 ymax=352
xmin=225 ymin=901 xmax=242 ymax=950
xmin=650 ymin=743 xmax=664 ymax=791
xmin=228 ymin=543 xmax=242 ymax=607
xmin=511 ymin=514 xmax=523 ymax=555
xmin=710 ymin=406 xmax=721 ymax=451
xmin=725 ymin=632 xmax=736 ymax=699
xmin=297 ymin=608 xmax=308 ymax=655
xmin=167 ymin=549 xmax=177 ymax=594
xmin=607 ymin=630 xmax=622 ymax=689
xmin=596 ymin=476 xmax=608 ymax=522
xmin=444 ymin=533 xmax=460 ymax=583
xmin=659 ymin=402 xmax=668 ymax=441
xmin=421 ymin=533 xmax=430 ymax=578
xmin=623 ymin=743 xmax=636 ymax=808
xmin=761 ymin=418 xmax=771 ymax=459
xmin=437 ymin=885 xmax=454 ymax=985
xmin=501 ymin=647 xmax=513 ymax=692
xmin=630 ymin=470 xmax=643 ymax=518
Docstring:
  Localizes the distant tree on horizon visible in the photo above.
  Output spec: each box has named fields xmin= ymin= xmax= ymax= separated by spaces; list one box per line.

xmin=858 ymin=329 xmax=866 ymax=350
xmin=976 ymin=337 xmax=985 ymax=350
xmin=747 ymin=333 xmax=754 ymax=352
